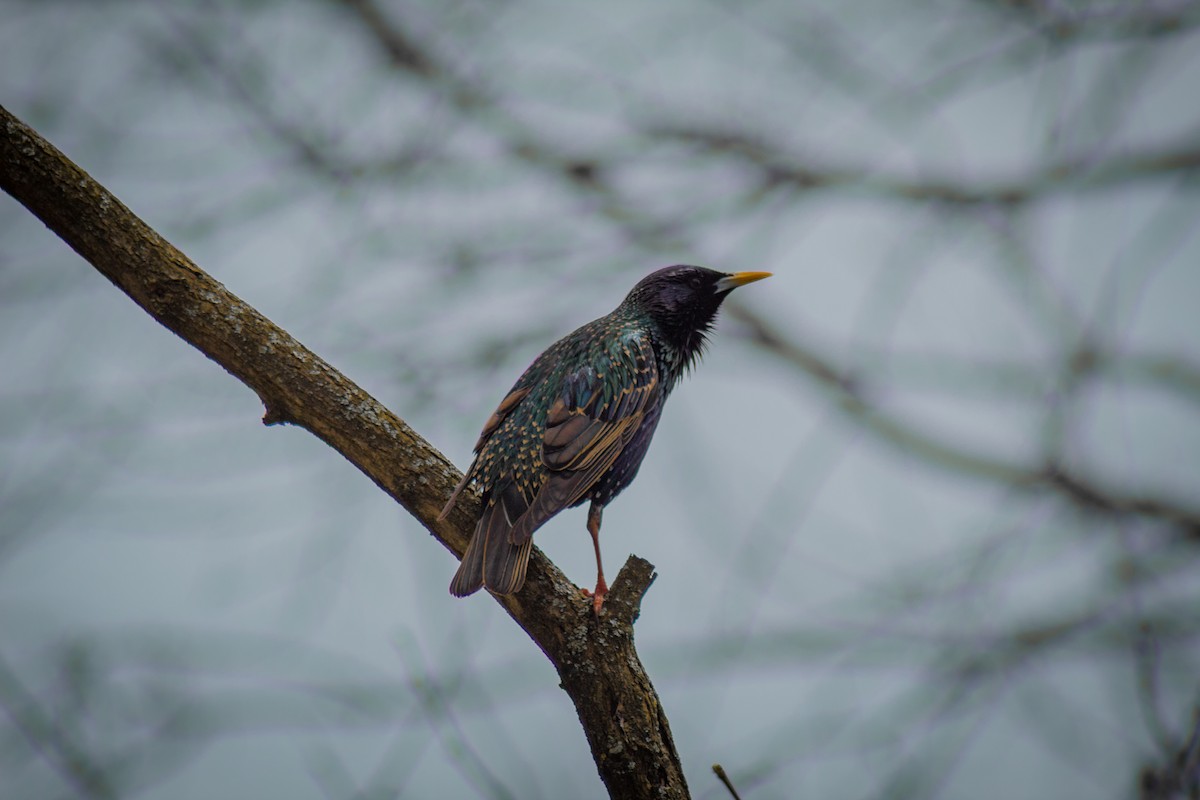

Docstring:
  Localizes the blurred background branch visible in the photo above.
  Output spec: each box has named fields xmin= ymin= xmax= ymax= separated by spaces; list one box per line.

xmin=2 ymin=0 xmax=1198 ymax=797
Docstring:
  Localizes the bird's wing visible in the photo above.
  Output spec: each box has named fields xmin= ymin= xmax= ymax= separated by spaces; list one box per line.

xmin=508 ymin=332 xmax=660 ymax=544
xmin=472 ymin=385 xmax=532 ymax=454
xmin=437 ymin=385 xmax=531 ymax=521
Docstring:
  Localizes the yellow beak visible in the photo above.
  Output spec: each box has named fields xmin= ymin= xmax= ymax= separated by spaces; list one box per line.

xmin=715 ymin=271 xmax=772 ymax=292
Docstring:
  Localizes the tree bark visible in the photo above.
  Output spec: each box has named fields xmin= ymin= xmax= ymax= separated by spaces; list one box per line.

xmin=1 ymin=103 xmax=690 ymax=800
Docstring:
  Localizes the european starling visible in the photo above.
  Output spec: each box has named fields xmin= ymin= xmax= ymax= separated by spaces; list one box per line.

xmin=439 ymin=265 xmax=771 ymax=612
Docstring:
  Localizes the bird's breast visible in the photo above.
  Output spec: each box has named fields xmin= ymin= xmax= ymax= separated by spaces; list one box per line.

xmin=582 ymin=399 xmax=665 ymax=506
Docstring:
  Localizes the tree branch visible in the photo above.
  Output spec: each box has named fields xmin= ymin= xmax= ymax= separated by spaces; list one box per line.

xmin=724 ymin=302 xmax=1200 ymax=541
xmin=1140 ymin=700 xmax=1200 ymax=800
xmin=1 ymin=103 xmax=689 ymax=800
xmin=645 ymin=123 xmax=1200 ymax=207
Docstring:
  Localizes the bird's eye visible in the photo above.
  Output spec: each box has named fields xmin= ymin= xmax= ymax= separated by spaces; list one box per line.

xmin=688 ymin=277 xmax=702 ymax=289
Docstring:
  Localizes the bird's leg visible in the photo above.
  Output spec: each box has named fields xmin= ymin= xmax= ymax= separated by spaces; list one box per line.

xmin=581 ymin=503 xmax=608 ymax=615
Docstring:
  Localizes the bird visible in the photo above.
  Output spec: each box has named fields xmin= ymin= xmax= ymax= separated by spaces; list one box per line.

xmin=439 ymin=265 xmax=771 ymax=613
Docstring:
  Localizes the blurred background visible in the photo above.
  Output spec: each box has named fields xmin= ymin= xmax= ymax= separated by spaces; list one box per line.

xmin=3 ymin=1 xmax=1200 ymax=798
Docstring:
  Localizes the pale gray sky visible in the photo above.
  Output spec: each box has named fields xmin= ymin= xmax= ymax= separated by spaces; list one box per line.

xmin=3 ymin=1 xmax=1199 ymax=798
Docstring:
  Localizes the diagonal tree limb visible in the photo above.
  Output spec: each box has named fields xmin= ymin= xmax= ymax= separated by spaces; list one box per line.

xmin=0 ymin=103 xmax=689 ymax=800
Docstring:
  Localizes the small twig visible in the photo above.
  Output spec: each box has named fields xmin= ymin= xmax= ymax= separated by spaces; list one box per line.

xmin=712 ymin=764 xmax=744 ymax=800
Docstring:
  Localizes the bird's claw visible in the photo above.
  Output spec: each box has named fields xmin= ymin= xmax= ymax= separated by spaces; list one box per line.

xmin=580 ymin=585 xmax=607 ymax=616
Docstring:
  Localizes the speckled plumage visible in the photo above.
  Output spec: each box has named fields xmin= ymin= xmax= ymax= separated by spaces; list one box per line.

xmin=440 ymin=265 xmax=770 ymax=609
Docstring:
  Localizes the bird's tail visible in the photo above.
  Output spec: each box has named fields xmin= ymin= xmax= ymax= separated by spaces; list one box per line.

xmin=449 ymin=483 xmax=533 ymax=597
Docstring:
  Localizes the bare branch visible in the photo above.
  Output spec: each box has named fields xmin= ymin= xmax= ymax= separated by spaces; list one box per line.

xmin=644 ymin=123 xmax=1200 ymax=207
xmin=989 ymin=1 xmax=1200 ymax=43
xmin=0 ymin=653 xmax=117 ymax=800
xmin=724 ymin=302 xmax=1200 ymax=539
xmin=712 ymin=764 xmax=744 ymax=800
xmin=1140 ymin=700 xmax=1200 ymax=800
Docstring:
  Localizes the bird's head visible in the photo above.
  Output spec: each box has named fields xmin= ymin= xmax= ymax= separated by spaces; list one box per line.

xmin=621 ymin=265 xmax=771 ymax=372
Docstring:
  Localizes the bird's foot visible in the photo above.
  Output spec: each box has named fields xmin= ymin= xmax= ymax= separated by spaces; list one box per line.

xmin=581 ymin=578 xmax=608 ymax=616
